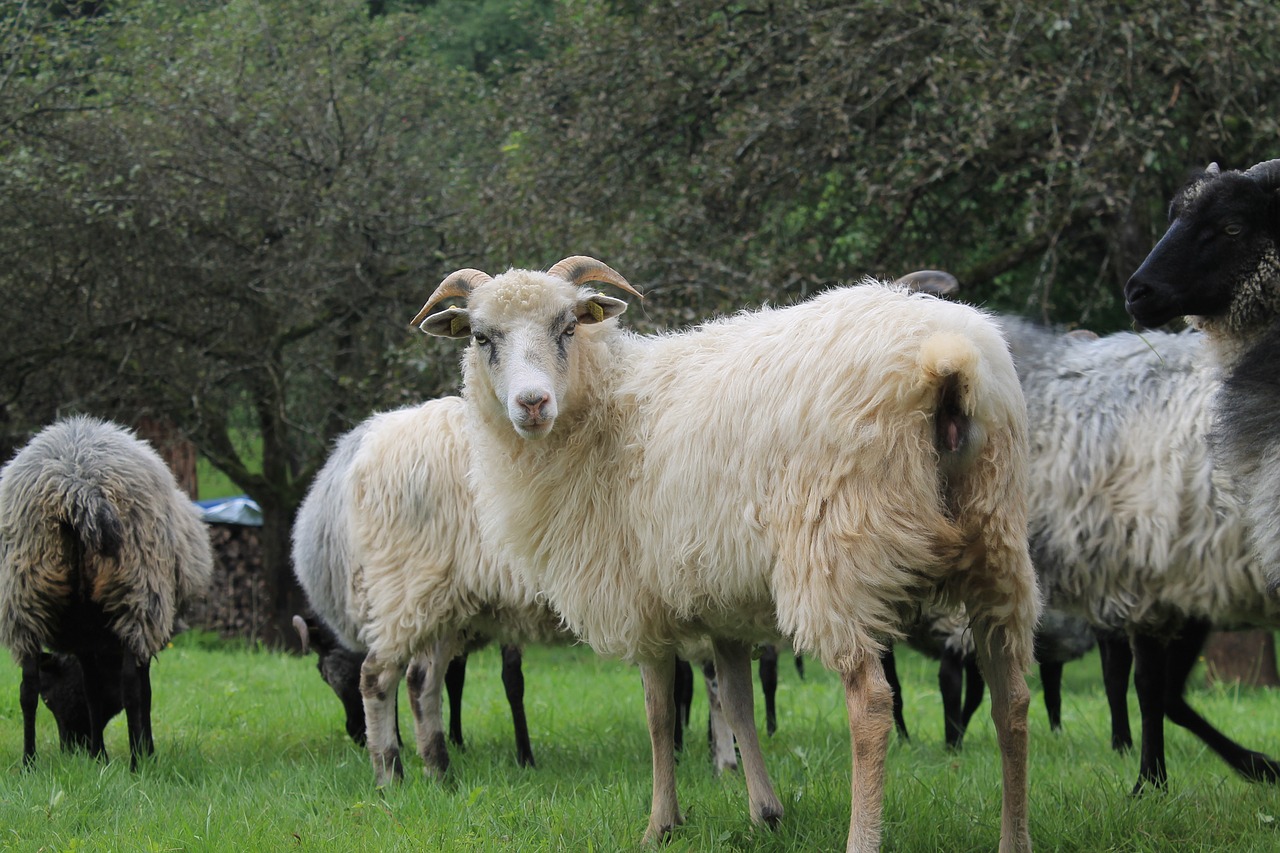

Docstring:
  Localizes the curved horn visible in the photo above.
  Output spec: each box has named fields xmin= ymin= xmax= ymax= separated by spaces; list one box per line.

xmin=1243 ymin=159 xmax=1280 ymax=190
xmin=409 ymin=269 xmax=493 ymax=327
xmin=546 ymin=255 xmax=644 ymax=300
xmin=894 ymin=269 xmax=959 ymax=298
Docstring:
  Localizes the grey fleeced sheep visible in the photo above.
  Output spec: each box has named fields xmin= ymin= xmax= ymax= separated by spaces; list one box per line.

xmin=0 ymin=415 xmax=213 ymax=768
xmin=994 ymin=312 xmax=1275 ymax=791
xmin=866 ymin=268 xmax=1280 ymax=793
xmin=415 ymin=256 xmax=1040 ymax=852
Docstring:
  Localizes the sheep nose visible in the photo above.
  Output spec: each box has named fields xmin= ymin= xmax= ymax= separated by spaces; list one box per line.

xmin=516 ymin=390 xmax=550 ymax=419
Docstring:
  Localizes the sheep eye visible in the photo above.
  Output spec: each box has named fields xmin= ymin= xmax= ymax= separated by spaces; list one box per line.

xmin=562 ymin=322 xmax=577 ymax=338
xmin=1225 ymin=224 xmax=1243 ymax=236
xmin=473 ymin=332 xmax=490 ymax=346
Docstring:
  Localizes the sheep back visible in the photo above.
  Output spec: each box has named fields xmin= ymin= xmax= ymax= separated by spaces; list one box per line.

xmin=0 ymin=416 xmax=213 ymax=663
xmin=464 ymin=281 xmax=1038 ymax=672
xmin=1003 ymin=320 xmax=1273 ymax=631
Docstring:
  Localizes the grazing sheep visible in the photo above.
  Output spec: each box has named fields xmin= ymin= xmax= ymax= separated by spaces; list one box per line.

xmin=292 ymin=613 xmax=372 ymax=747
xmin=37 ymin=651 xmax=125 ymax=753
xmin=415 ymin=256 xmax=1039 ymax=851
xmin=0 ymin=415 xmax=213 ymax=768
xmin=293 ymin=611 xmax=533 ymax=763
xmin=290 ymin=397 xmax=571 ymax=784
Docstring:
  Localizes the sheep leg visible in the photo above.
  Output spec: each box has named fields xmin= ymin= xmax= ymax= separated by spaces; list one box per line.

xmin=961 ymin=654 xmax=986 ymax=730
xmin=758 ymin=644 xmax=779 ymax=736
xmin=673 ymin=658 xmax=694 ymax=754
xmin=1130 ymin=629 xmax=1170 ymax=793
xmin=938 ymin=648 xmax=965 ymax=748
xmin=1096 ymin=630 xmax=1133 ymax=752
xmin=407 ymin=641 xmax=454 ymax=780
xmin=76 ymin=650 xmax=113 ymax=763
xmin=701 ymin=659 xmax=738 ymax=774
xmin=971 ymin=621 xmax=1032 ymax=853
xmin=712 ymin=639 xmax=782 ymax=828
xmin=121 ymin=652 xmax=154 ymax=770
xmin=639 ymin=656 xmax=683 ymax=842
xmin=1160 ymin=620 xmax=1280 ymax=783
xmin=1040 ymin=660 xmax=1065 ymax=730
xmin=881 ymin=646 xmax=909 ymax=741
xmin=19 ymin=654 xmax=39 ymax=767
xmin=360 ymin=651 xmax=404 ymax=785
xmin=500 ymin=644 xmax=536 ymax=768
xmin=444 ymin=651 xmax=467 ymax=748
xmin=841 ymin=652 xmax=893 ymax=853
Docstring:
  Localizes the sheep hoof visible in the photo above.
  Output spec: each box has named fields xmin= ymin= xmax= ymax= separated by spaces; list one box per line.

xmin=1129 ymin=774 xmax=1166 ymax=798
xmin=421 ymin=732 xmax=450 ymax=779
xmin=642 ymin=813 xmax=684 ymax=845
xmin=372 ymin=750 xmax=404 ymax=787
xmin=755 ymin=801 xmax=784 ymax=830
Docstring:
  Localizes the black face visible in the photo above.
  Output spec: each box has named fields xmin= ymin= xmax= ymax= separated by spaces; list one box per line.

xmin=1125 ymin=172 xmax=1274 ymax=328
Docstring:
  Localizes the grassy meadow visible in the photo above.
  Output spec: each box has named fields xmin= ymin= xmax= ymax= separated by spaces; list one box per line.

xmin=1 ymin=637 xmax=1279 ymax=852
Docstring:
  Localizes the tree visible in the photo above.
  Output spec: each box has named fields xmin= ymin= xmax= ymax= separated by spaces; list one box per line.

xmin=0 ymin=0 xmax=469 ymax=645
xmin=466 ymin=0 xmax=1280 ymax=331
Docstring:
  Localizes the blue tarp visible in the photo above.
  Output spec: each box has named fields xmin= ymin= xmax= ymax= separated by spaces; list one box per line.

xmin=195 ymin=495 xmax=263 ymax=527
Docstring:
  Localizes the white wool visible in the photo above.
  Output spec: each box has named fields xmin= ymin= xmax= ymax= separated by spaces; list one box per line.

xmin=458 ymin=276 xmax=1041 ymax=672
xmin=290 ymin=397 xmax=566 ymax=668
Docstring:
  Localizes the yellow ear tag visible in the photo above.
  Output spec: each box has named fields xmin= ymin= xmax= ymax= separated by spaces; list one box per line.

xmin=451 ymin=315 xmax=468 ymax=336
xmin=587 ymin=301 xmax=605 ymax=322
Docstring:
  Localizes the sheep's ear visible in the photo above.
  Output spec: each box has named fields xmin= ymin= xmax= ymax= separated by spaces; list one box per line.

xmin=419 ymin=307 xmax=473 ymax=338
xmin=576 ymin=293 xmax=628 ymax=325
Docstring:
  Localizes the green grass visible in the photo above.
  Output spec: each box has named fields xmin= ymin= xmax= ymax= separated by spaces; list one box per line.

xmin=2 ymin=640 xmax=1279 ymax=851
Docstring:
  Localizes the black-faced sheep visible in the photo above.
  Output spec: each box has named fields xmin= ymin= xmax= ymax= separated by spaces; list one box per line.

xmin=0 ymin=415 xmax=213 ymax=768
xmin=1126 ymin=158 xmax=1280 ymax=589
xmin=1120 ymin=158 xmax=1280 ymax=789
xmin=37 ymin=651 xmax=125 ymax=753
xmin=415 ymin=257 xmax=1039 ymax=852
xmin=293 ymin=611 xmax=538 ymax=765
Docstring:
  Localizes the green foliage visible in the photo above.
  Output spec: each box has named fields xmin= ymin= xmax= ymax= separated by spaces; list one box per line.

xmin=466 ymin=0 xmax=1280 ymax=331
xmin=2 ymin=643 xmax=1280 ymax=850
xmin=378 ymin=0 xmax=556 ymax=76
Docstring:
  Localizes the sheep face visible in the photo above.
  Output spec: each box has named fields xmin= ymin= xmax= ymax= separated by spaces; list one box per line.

xmin=421 ymin=270 xmax=628 ymax=439
xmin=1126 ymin=163 xmax=1280 ymax=334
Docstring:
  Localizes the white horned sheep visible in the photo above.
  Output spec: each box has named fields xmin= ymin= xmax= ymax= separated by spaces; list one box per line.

xmin=901 ymin=269 xmax=1280 ymax=792
xmin=413 ymin=256 xmax=1040 ymax=852
xmin=290 ymin=397 xmax=571 ymax=784
xmin=0 ymin=415 xmax=213 ymax=768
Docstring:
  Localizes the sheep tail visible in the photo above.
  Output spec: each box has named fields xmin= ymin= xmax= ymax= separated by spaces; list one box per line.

xmin=917 ymin=332 xmax=987 ymax=470
xmin=59 ymin=483 xmax=125 ymax=563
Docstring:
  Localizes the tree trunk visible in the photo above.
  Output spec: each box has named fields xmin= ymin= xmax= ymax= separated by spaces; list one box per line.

xmin=256 ymin=496 xmax=307 ymax=652
xmin=135 ymin=416 xmax=199 ymax=499
xmin=1203 ymin=630 xmax=1280 ymax=687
